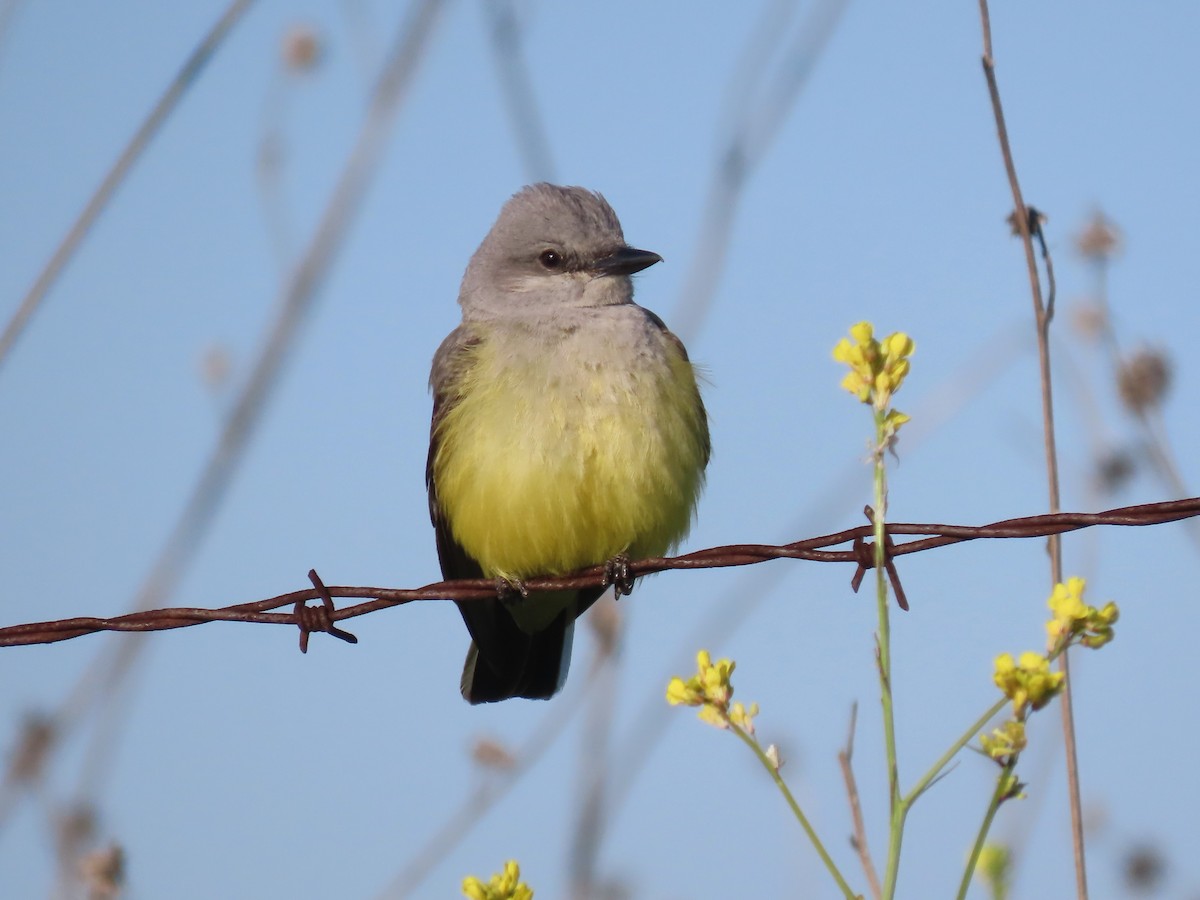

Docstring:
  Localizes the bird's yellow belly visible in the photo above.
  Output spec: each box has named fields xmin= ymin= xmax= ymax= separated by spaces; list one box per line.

xmin=433 ymin=336 xmax=707 ymax=581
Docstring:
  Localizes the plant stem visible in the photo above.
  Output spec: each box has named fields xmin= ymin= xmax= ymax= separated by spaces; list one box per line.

xmin=976 ymin=2 xmax=1087 ymax=894
xmin=956 ymin=760 xmax=1017 ymax=900
xmin=905 ymin=697 xmax=1007 ymax=806
xmin=734 ymin=727 xmax=858 ymax=899
xmin=873 ymin=410 xmax=902 ymax=899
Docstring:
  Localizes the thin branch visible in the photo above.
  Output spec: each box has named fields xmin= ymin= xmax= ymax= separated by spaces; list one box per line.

xmin=481 ymin=0 xmax=556 ymax=183
xmin=1084 ymin=239 xmax=1200 ymax=548
xmin=977 ymin=2 xmax=1086 ymax=895
xmin=674 ymin=0 xmax=849 ymax=344
xmin=375 ymin=650 xmax=602 ymax=899
xmin=1 ymin=497 xmax=1195 ymax=648
xmin=0 ymin=0 xmax=448 ymax=836
xmin=0 ymin=0 xmax=26 ymax=63
xmin=0 ymin=0 xmax=259 ymax=372
xmin=568 ymin=641 xmax=621 ymax=898
xmin=839 ymin=703 xmax=882 ymax=900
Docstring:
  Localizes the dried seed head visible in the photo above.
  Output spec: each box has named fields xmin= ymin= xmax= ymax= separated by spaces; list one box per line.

xmin=470 ymin=736 xmax=517 ymax=771
xmin=1076 ymin=210 xmax=1121 ymax=260
xmin=199 ymin=343 xmax=232 ymax=391
xmin=282 ymin=24 xmax=323 ymax=73
xmin=78 ymin=844 xmax=125 ymax=898
xmin=1094 ymin=449 xmax=1136 ymax=495
xmin=1122 ymin=844 xmax=1166 ymax=892
xmin=55 ymin=804 xmax=97 ymax=862
xmin=1117 ymin=347 xmax=1171 ymax=414
xmin=9 ymin=714 xmax=55 ymax=782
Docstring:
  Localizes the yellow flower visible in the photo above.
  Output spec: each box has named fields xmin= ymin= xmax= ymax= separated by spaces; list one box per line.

xmin=665 ymin=676 xmax=700 ymax=707
xmin=998 ymin=772 xmax=1026 ymax=802
xmin=992 ymin=651 xmax=1064 ymax=717
xmin=979 ymin=719 xmax=1027 ymax=763
xmin=974 ymin=842 xmax=1012 ymax=898
xmin=832 ymin=321 xmax=915 ymax=414
xmin=461 ymin=860 xmax=533 ymax=900
xmin=698 ymin=704 xmax=729 ymax=730
xmin=666 ymin=649 xmax=758 ymax=733
xmin=1045 ymin=577 xmax=1120 ymax=651
xmin=1081 ymin=602 xmax=1119 ymax=649
xmin=729 ymin=701 xmax=759 ymax=736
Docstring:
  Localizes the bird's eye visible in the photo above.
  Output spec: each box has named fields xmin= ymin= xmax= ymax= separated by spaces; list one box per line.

xmin=538 ymin=249 xmax=562 ymax=269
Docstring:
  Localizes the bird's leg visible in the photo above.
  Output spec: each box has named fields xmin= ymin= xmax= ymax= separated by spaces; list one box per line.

xmin=602 ymin=554 xmax=635 ymax=598
xmin=494 ymin=576 xmax=529 ymax=606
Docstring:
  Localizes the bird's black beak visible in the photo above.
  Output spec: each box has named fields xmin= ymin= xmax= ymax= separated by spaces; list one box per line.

xmin=592 ymin=246 xmax=662 ymax=276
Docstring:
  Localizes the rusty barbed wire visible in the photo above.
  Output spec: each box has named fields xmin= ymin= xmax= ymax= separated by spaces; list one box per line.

xmin=1 ymin=497 xmax=1195 ymax=649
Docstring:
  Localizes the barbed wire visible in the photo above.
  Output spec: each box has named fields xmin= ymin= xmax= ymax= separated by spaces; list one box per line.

xmin=2 ymin=497 xmax=1194 ymax=649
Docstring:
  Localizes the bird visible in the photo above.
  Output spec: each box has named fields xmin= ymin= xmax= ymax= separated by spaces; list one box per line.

xmin=427 ymin=183 xmax=710 ymax=703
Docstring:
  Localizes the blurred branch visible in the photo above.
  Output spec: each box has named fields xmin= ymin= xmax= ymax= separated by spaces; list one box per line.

xmin=2 ymin=497 xmax=1196 ymax=648
xmin=339 ymin=0 xmax=384 ymax=81
xmin=0 ymin=0 xmax=25 ymax=64
xmin=568 ymin=621 xmax=621 ymax=899
xmin=0 ymin=0 xmax=259 ymax=373
xmin=674 ymin=0 xmax=849 ymax=344
xmin=977 ymin=2 xmax=1085 ymax=896
xmin=1076 ymin=211 xmax=1199 ymax=547
xmin=481 ymin=0 xmax=556 ymax=183
xmin=0 ymin=0 xmax=447 ymax=836
xmin=376 ymin=649 xmax=602 ymax=899
xmin=256 ymin=23 xmax=329 ymax=271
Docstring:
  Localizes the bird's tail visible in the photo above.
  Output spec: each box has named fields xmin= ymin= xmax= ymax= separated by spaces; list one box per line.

xmin=459 ymin=610 xmax=573 ymax=704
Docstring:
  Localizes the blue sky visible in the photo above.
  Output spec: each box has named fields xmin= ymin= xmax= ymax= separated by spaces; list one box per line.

xmin=2 ymin=1 xmax=1198 ymax=898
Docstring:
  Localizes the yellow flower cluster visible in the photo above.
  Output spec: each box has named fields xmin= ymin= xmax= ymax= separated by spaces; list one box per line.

xmin=974 ymin=843 xmax=1013 ymax=896
xmin=666 ymin=650 xmax=759 ymax=735
xmin=979 ymin=719 xmax=1027 ymax=764
xmin=462 ymin=860 xmax=533 ymax=900
xmin=1046 ymin=576 xmax=1119 ymax=651
xmin=981 ymin=578 xmax=1120 ymax=768
xmin=832 ymin=321 xmax=915 ymax=428
xmin=992 ymin=651 xmax=1064 ymax=718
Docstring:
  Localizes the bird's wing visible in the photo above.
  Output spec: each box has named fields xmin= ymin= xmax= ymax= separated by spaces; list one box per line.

xmin=427 ymin=326 xmax=568 ymax=702
xmin=642 ymin=307 xmax=712 ymax=469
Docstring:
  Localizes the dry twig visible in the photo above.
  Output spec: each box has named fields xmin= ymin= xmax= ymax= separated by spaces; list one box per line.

xmin=978 ymin=2 xmax=1086 ymax=894
xmin=839 ymin=703 xmax=882 ymax=900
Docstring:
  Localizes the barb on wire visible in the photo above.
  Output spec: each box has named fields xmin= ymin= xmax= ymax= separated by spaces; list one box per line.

xmin=297 ymin=569 xmax=358 ymax=652
xmin=850 ymin=506 xmax=909 ymax=611
xmin=2 ymin=497 xmax=1196 ymax=649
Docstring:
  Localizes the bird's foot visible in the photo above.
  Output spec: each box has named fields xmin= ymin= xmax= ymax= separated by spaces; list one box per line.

xmin=494 ymin=576 xmax=529 ymax=606
xmin=603 ymin=554 xmax=635 ymax=598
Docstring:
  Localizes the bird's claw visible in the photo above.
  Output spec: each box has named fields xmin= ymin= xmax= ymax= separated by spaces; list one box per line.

xmin=603 ymin=554 xmax=634 ymax=598
xmin=495 ymin=576 xmax=529 ymax=605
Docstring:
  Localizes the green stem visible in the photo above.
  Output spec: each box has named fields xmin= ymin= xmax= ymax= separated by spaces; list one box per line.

xmin=874 ymin=410 xmax=902 ymax=899
xmin=956 ymin=760 xmax=1018 ymax=900
xmin=905 ymin=697 xmax=1008 ymax=806
xmin=733 ymin=726 xmax=858 ymax=899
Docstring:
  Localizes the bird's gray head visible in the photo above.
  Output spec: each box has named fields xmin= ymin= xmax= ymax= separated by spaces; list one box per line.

xmin=458 ymin=183 xmax=661 ymax=320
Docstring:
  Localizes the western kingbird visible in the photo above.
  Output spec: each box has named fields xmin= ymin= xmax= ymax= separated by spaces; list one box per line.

xmin=427 ymin=183 xmax=710 ymax=703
